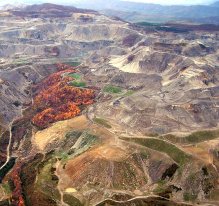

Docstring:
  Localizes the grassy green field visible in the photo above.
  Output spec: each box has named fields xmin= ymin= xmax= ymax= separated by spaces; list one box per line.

xmin=70 ymin=81 xmax=86 ymax=88
xmin=13 ymin=59 xmax=31 ymax=66
xmin=122 ymin=137 xmax=190 ymax=166
xmin=65 ymin=61 xmax=81 ymax=67
xmin=163 ymin=129 xmax=219 ymax=144
xmin=68 ymin=73 xmax=81 ymax=80
xmin=93 ymin=117 xmax=112 ymax=129
xmin=67 ymin=72 xmax=86 ymax=87
xmin=123 ymin=90 xmax=135 ymax=97
xmin=103 ymin=85 xmax=122 ymax=94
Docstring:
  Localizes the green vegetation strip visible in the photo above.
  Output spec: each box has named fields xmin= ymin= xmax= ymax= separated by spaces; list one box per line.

xmin=70 ymin=81 xmax=86 ymax=87
xmin=136 ymin=22 xmax=189 ymax=33
xmin=65 ymin=61 xmax=81 ymax=67
xmin=183 ymin=192 xmax=197 ymax=202
xmin=36 ymin=159 xmax=61 ymax=201
xmin=68 ymin=73 xmax=81 ymax=80
xmin=163 ymin=129 xmax=219 ymax=144
xmin=121 ymin=137 xmax=190 ymax=166
xmin=55 ymin=131 xmax=99 ymax=162
xmin=93 ymin=117 xmax=112 ymax=128
xmin=153 ymin=180 xmax=168 ymax=194
xmin=103 ymin=85 xmax=122 ymax=94
xmin=123 ymin=90 xmax=135 ymax=97
xmin=1 ymin=183 xmax=11 ymax=194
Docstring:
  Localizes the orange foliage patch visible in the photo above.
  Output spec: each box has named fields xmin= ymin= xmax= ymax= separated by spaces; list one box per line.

xmin=10 ymin=163 xmax=25 ymax=206
xmin=35 ymin=68 xmax=76 ymax=92
xmin=32 ymin=64 xmax=95 ymax=128
xmin=32 ymin=102 xmax=81 ymax=128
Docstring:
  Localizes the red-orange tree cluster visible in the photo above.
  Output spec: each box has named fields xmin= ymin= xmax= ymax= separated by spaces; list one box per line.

xmin=10 ymin=163 xmax=25 ymax=206
xmin=35 ymin=68 xmax=76 ymax=92
xmin=32 ymin=64 xmax=95 ymax=128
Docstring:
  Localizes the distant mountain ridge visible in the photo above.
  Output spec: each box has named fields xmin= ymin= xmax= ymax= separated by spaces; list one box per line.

xmin=5 ymin=3 xmax=97 ymax=18
xmin=72 ymin=0 xmax=219 ymax=24
xmin=1 ymin=1 xmax=219 ymax=24
xmin=211 ymin=1 xmax=219 ymax=6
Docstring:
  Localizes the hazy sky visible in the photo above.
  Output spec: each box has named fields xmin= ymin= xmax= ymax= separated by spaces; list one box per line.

xmin=0 ymin=0 xmax=217 ymax=6
xmin=125 ymin=0 xmax=216 ymax=4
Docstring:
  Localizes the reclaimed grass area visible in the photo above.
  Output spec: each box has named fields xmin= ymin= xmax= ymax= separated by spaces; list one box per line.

xmin=93 ymin=117 xmax=112 ymax=129
xmin=103 ymin=85 xmax=122 ymax=94
xmin=153 ymin=180 xmax=168 ymax=194
xmin=64 ymin=61 xmax=81 ymax=67
xmin=13 ymin=59 xmax=31 ymax=66
xmin=67 ymin=73 xmax=86 ymax=88
xmin=162 ymin=129 xmax=219 ymax=144
xmin=123 ymin=90 xmax=135 ymax=97
xmin=183 ymin=192 xmax=198 ymax=202
xmin=1 ymin=182 xmax=11 ymax=195
xmin=70 ymin=81 xmax=86 ymax=88
xmin=121 ymin=137 xmax=190 ymax=166
xmin=55 ymin=131 xmax=99 ymax=162
xmin=36 ymin=159 xmax=61 ymax=201
xmin=66 ymin=131 xmax=99 ymax=157
xmin=103 ymin=85 xmax=135 ymax=97
xmin=68 ymin=73 xmax=81 ymax=80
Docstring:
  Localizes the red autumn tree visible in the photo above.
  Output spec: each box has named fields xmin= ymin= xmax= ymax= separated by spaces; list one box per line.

xmin=10 ymin=163 xmax=25 ymax=206
xmin=32 ymin=64 xmax=95 ymax=128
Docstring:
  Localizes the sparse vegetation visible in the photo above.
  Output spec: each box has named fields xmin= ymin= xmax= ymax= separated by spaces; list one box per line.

xmin=56 ymin=130 xmax=99 ymax=160
xmin=63 ymin=194 xmax=83 ymax=206
xmin=93 ymin=117 xmax=112 ymax=128
xmin=103 ymin=85 xmax=122 ymax=94
xmin=58 ymin=152 xmax=69 ymax=162
xmin=163 ymin=129 xmax=219 ymax=144
xmin=122 ymin=137 xmax=190 ymax=166
xmin=153 ymin=180 xmax=168 ymax=194
xmin=36 ymin=159 xmax=61 ymax=201
xmin=136 ymin=22 xmax=189 ymax=33
xmin=1 ymin=182 xmax=12 ymax=194
xmin=64 ymin=61 xmax=81 ymax=67
xmin=65 ymin=131 xmax=82 ymax=140
xmin=13 ymin=58 xmax=31 ymax=66
xmin=144 ymin=132 xmax=159 ymax=137
xmin=123 ymin=90 xmax=135 ymax=97
xmin=70 ymin=81 xmax=86 ymax=88
xmin=184 ymin=130 xmax=219 ymax=143
xmin=68 ymin=73 xmax=81 ymax=80
xmin=183 ymin=192 xmax=197 ymax=202
xmin=78 ymin=132 xmax=99 ymax=148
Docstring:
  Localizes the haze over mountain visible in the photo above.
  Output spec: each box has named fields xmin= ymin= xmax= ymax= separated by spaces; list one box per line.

xmin=72 ymin=0 xmax=219 ymax=23
xmin=0 ymin=0 xmax=217 ymax=6
xmin=1 ymin=0 xmax=219 ymax=23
